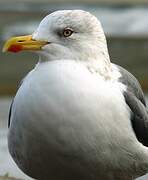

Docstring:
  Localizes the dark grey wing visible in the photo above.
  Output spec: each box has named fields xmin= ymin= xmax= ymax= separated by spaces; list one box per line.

xmin=8 ymin=99 xmax=13 ymax=127
xmin=116 ymin=64 xmax=146 ymax=106
xmin=124 ymin=91 xmax=148 ymax=146
xmin=114 ymin=64 xmax=148 ymax=146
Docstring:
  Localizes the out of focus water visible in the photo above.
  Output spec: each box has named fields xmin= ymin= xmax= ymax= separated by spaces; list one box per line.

xmin=0 ymin=96 xmax=148 ymax=180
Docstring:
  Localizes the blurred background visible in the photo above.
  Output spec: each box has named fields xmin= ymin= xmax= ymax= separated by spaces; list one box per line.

xmin=0 ymin=0 xmax=148 ymax=179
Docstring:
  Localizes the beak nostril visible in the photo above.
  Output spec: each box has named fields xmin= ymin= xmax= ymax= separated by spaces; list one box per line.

xmin=18 ymin=40 xmax=25 ymax=42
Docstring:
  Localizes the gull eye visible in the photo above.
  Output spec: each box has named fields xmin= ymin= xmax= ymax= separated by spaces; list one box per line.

xmin=63 ymin=28 xmax=73 ymax=37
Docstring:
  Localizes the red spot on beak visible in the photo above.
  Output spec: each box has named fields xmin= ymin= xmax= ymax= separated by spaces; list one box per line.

xmin=8 ymin=45 xmax=23 ymax=53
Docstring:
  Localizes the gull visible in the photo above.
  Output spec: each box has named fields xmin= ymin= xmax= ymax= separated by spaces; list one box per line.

xmin=3 ymin=10 xmax=148 ymax=180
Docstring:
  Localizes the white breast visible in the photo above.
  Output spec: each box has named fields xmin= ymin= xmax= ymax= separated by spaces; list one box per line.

xmin=8 ymin=60 xmax=146 ymax=179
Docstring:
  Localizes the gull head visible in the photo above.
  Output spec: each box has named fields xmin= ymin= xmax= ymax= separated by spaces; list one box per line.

xmin=3 ymin=10 xmax=110 ymax=63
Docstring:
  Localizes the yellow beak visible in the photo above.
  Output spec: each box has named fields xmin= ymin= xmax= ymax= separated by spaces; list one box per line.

xmin=2 ymin=35 xmax=48 ymax=53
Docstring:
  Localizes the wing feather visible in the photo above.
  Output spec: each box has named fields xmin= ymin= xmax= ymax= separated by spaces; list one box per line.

xmin=116 ymin=64 xmax=148 ymax=146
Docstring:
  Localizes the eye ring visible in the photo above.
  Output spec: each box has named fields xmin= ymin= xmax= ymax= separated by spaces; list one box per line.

xmin=63 ymin=28 xmax=73 ymax=37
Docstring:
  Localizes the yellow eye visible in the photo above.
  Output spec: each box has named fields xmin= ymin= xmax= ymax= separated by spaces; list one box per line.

xmin=63 ymin=28 xmax=73 ymax=37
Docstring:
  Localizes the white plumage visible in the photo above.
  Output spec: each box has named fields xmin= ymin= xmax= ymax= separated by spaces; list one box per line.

xmin=6 ymin=10 xmax=148 ymax=180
